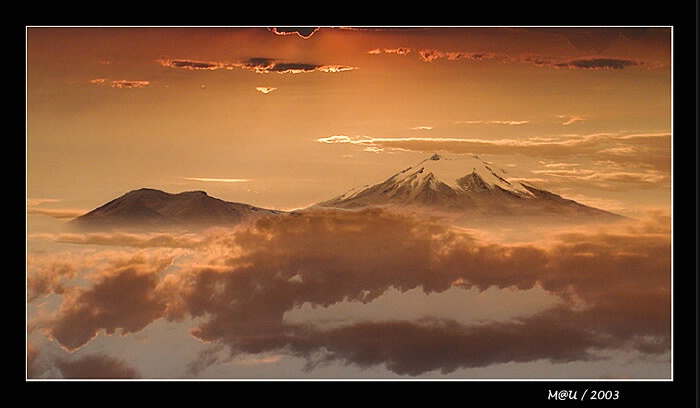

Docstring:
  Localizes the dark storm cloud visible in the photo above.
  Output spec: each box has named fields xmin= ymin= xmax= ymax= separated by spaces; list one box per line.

xmin=29 ymin=209 xmax=670 ymax=376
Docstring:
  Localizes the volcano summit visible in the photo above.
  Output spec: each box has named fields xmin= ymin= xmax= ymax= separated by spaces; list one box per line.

xmin=69 ymin=188 xmax=284 ymax=230
xmin=314 ymin=154 xmax=623 ymax=221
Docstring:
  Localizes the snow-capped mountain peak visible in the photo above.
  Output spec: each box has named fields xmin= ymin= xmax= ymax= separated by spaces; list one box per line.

xmin=314 ymin=154 xmax=622 ymax=220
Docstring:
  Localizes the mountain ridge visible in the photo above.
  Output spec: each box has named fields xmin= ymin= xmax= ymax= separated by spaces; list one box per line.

xmin=68 ymin=155 xmax=625 ymax=230
xmin=69 ymin=188 xmax=285 ymax=230
xmin=313 ymin=154 xmax=624 ymax=221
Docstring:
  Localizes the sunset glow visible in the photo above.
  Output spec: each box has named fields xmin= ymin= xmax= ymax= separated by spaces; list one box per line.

xmin=26 ymin=26 xmax=672 ymax=382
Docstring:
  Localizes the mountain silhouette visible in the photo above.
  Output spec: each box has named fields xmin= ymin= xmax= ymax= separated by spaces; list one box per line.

xmin=70 ymin=155 xmax=625 ymax=231
xmin=69 ymin=188 xmax=284 ymax=230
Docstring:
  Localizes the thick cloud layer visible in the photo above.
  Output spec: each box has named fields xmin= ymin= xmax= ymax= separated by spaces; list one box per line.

xmin=27 ymin=208 xmax=671 ymax=377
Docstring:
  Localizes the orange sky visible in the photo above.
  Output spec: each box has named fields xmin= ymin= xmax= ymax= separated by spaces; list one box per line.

xmin=27 ymin=26 xmax=671 ymax=221
xmin=26 ymin=27 xmax=676 ymax=380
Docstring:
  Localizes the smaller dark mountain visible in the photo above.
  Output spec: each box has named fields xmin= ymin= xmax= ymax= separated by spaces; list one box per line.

xmin=69 ymin=188 xmax=284 ymax=230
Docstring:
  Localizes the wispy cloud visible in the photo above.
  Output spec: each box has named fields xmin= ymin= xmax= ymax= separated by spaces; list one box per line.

xmin=558 ymin=115 xmax=586 ymax=125
xmin=157 ymin=60 xmax=225 ymax=70
xmin=456 ymin=120 xmax=530 ymax=126
xmin=90 ymin=79 xmax=151 ymax=88
xmin=316 ymin=132 xmax=670 ymax=190
xmin=318 ymin=134 xmax=601 ymax=155
xmin=418 ymin=50 xmax=501 ymax=62
xmin=184 ymin=177 xmax=250 ymax=183
xmin=268 ymin=27 xmax=319 ymax=39
xmin=33 ymin=231 xmax=208 ymax=249
xmin=256 ymin=87 xmax=277 ymax=94
xmin=368 ymin=48 xmax=412 ymax=55
xmin=27 ymin=208 xmax=86 ymax=219
xmin=317 ymin=65 xmax=357 ymax=73
xmin=242 ymin=58 xmax=321 ymax=74
xmin=531 ymin=168 xmax=667 ymax=189
xmin=111 ymin=80 xmax=151 ymax=89
xmin=522 ymin=57 xmax=641 ymax=70
xmin=370 ymin=45 xmax=646 ymax=71
xmin=317 ymin=132 xmax=669 ymax=159
xmin=508 ymin=27 xmax=653 ymax=54
xmin=27 ymin=198 xmax=86 ymax=219
xmin=157 ymin=58 xmax=358 ymax=75
xmin=27 ymin=198 xmax=61 ymax=206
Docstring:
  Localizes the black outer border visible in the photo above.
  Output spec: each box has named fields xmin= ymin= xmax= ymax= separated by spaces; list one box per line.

xmin=20 ymin=3 xmax=697 ymax=404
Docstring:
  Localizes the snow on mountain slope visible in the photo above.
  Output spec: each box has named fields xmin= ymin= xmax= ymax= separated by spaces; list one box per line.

xmin=67 ymin=155 xmax=624 ymax=232
xmin=314 ymin=154 xmax=623 ymax=220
